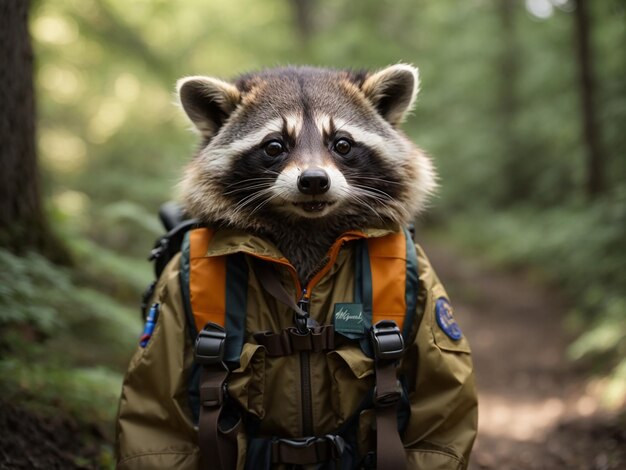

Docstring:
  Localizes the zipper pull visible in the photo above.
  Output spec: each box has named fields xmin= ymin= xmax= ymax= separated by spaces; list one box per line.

xmin=294 ymin=289 xmax=312 ymax=334
xmin=296 ymin=289 xmax=319 ymax=332
xmin=297 ymin=289 xmax=310 ymax=314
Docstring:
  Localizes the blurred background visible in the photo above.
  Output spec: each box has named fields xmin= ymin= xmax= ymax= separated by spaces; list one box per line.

xmin=1 ymin=0 xmax=624 ymax=468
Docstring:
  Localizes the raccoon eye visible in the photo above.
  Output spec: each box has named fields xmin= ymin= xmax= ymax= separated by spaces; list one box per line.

xmin=333 ymin=138 xmax=352 ymax=155
xmin=264 ymin=140 xmax=285 ymax=157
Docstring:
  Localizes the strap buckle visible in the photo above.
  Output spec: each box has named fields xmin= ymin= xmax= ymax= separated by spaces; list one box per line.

xmin=200 ymin=380 xmax=227 ymax=407
xmin=195 ymin=322 xmax=227 ymax=365
xmin=294 ymin=296 xmax=319 ymax=334
xmin=277 ymin=436 xmax=317 ymax=449
xmin=294 ymin=310 xmax=309 ymax=335
xmin=370 ymin=320 xmax=404 ymax=361
xmin=148 ymin=237 xmax=168 ymax=261
xmin=325 ymin=434 xmax=346 ymax=459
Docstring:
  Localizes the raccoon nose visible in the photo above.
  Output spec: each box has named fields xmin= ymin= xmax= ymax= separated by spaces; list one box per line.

xmin=297 ymin=168 xmax=330 ymax=195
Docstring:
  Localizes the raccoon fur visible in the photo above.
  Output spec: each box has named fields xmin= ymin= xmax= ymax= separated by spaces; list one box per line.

xmin=176 ymin=65 xmax=436 ymax=283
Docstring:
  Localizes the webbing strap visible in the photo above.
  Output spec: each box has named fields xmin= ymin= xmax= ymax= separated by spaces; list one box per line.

xmin=402 ymin=227 xmax=420 ymax=339
xmin=368 ymin=319 xmax=407 ymax=469
xmin=198 ymin=367 xmax=239 ymax=470
xmin=253 ymin=258 xmax=321 ymax=334
xmin=253 ymin=325 xmax=335 ymax=356
xmin=253 ymin=259 xmax=306 ymax=317
xmin=224 ymin=253 xmax=249 ymax=364
xmin=374 ymin=360 xmax=407 ymax=470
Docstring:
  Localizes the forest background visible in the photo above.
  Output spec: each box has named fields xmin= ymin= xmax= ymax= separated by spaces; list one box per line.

xmin=0 ymin=0 xmax=624 ymax=467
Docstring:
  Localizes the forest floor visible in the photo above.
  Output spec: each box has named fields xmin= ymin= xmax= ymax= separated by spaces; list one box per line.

xmin=1 ymin=241 xmax=625 ymax=469
xmin=0 ymin=402 xmax=108 ymax=469
xmin=422 ymin=239 xmax=626 ymax=470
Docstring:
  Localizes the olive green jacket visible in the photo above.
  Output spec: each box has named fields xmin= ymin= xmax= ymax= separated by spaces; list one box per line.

xmin=116 ymin=228 xmax=478 ymax=469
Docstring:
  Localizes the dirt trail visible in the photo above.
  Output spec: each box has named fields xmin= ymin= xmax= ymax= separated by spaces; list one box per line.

xmin=422 ymin=240 xmax=625 ymax=470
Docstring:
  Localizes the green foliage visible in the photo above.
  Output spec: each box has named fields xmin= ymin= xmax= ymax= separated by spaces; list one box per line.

xmin=68 ymin=236 xmax=151 ymax=301
xmin=0 ymin=359 xmax=123 ymax=427
xmin=0 ymin=250 xmax=68 ymax=334
xmin=0 ymin=248 xmax=140 ymax=426
xmin=444 ymin=194 xmax=626 ymax=299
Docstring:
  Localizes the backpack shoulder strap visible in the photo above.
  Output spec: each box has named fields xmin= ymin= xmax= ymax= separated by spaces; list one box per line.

xmin=359 ymin=227 xmax=418 ymax=470
xmin=355 ymin=226 xmax=420 ymax=342
xmin=180 ymin=227 xmax=249 ymax=364
xmin=182 ymin=227 xmax=225 ymax=332
xmin=181 ymin=227 xmax=247 ymax=470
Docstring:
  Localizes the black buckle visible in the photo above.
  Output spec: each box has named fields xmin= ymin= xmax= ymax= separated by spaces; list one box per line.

xmin=278 ymin=436 xmax=318 ymax=449
xmin=148 ymin=237 xmax=168 ymax=261
xmin=294 ymin=311 xmax=309 ymax=335
xmin=294 ymin=296 xmax=312 ymax=334
xmin=195 ymin=322 xmax=226 ymax=365
xmin=370 ymin=320 xmax=404 ymax=361
xmin=292 ymin=315 xmax=320 ymax=336
xmin=324 ymin=434 xmax=346 ymax=459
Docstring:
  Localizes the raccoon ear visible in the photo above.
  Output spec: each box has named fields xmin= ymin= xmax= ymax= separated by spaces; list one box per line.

xmin=176 ymin=76 xmax=241 ymax=139
xmin=361 ymin=64 xmax=419 ymax=126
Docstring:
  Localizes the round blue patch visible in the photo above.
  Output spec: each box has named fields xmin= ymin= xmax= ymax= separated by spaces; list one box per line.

xmin=435 ymin=297 xmax=462 ymax=340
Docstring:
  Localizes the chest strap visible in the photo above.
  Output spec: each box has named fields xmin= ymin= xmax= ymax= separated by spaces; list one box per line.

xmin=253 ymin=325 xmax=335 ymax=356
xmin=251 ymin=320 xmax=407 ymax=469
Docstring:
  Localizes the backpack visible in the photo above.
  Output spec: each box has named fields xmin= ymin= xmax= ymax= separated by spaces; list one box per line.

xmin=138 ymin=203 xmax=420 ymax=469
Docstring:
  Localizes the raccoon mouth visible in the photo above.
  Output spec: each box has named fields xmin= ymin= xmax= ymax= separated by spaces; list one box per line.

xmin=293 ymin=201 xmax=336 ymax=213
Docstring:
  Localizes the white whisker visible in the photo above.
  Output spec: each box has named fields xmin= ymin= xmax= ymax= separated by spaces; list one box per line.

xmin=345 ymin=175 xmax=403 ymax=186
xmin=248 ymin=188 xmax=292 ymax=216
xmin=336 ymin=187 xmax=385 ymax=223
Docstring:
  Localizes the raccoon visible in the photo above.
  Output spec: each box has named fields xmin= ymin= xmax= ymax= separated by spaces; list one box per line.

xmin=116 ymin=65 xmax=478 ymax=469
xmin=176 ymin=64 xmax=436 ymax=283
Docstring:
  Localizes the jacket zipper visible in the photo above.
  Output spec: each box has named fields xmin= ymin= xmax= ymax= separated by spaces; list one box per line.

xmin=298 ymin=290 xmax=314 ymax=436
xmin=296 ymin=235 xmax=363 ymax=437
xmin=252 ymin=232 xmax=366 ymax=437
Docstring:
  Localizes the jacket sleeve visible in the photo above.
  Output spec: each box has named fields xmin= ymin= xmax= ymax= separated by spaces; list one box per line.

xmin=400 ymin=244 xmax=478 ymax=470
xmin=115 ymin=254 xmax=200 ymax=469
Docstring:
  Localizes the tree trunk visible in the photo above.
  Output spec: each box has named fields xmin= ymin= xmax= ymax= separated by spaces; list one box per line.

xmin=0 ymin=0 xmax=69 ymax=262
xmin=573 ymin=0 xmax=605 ymax=198
xmin=290 ymin=0 xmax=315 ymax=44
xmin=497 ymin=0 xmax=526 ymax=204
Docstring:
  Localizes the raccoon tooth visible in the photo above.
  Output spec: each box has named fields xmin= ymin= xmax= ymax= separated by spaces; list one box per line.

xmin=294 ymin=201 xmax=335 ymax=212
xmin=305 ymin=202 xmax=325 ymax=212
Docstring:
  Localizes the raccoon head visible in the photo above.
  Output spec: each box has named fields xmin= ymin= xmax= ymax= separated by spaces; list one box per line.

xmin=176 ymin=65 xmax=436 ymax=235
